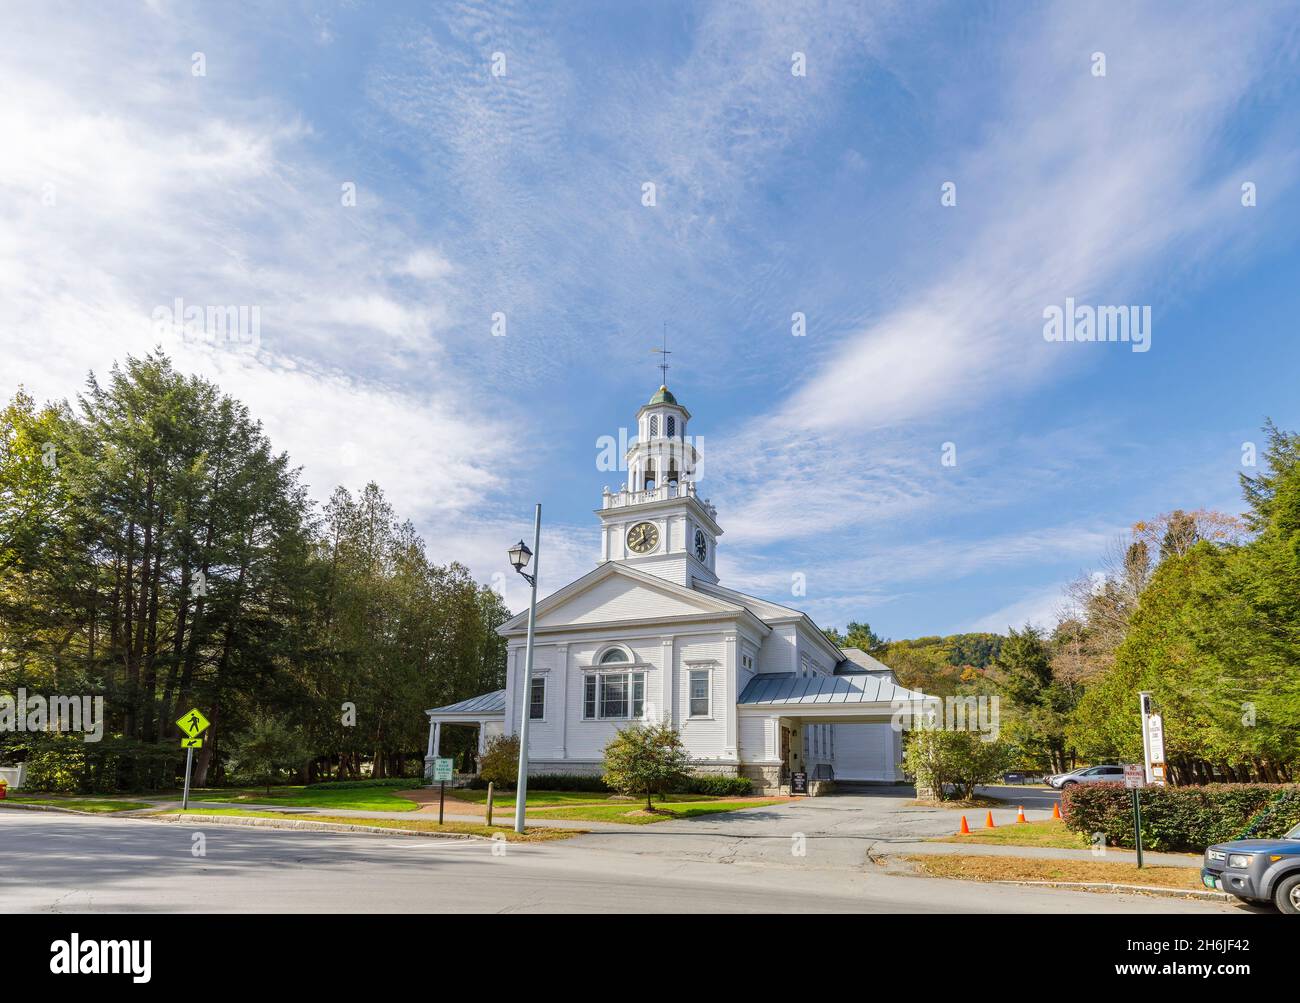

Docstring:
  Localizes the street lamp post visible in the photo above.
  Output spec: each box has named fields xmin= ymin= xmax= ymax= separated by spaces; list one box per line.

xmin=508 ymin=505 xmax=541 ymax=834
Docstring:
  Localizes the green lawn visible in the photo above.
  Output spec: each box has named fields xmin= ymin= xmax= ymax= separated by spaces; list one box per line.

xmin=1 ymin=795 xmax=143 ymax=813
xmin=154 ymin=808 xmax=579 ymax=841
xmin=181 ymin=785 xmax=421 ymax=812
xmin=935 ymin=819 xmax=1110 ymax=850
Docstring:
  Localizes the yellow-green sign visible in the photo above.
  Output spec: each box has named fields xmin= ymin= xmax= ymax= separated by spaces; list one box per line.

xmin=181 ymin=737 xmax=203 ymax=749
xmin=177 ymin=708 xmax=210 ymax=738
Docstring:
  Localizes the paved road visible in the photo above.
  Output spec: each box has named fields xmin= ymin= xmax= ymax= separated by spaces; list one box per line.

xmin=977 ymin=785 xmax=1062 ymax=811
xmin=0 ymin=809 xmax=1232 ymax=914
xmin=562 ymin=789 xmax=1194 ymax=869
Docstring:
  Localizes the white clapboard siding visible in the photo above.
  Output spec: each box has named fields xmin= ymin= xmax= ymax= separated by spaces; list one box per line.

xmin=535 ymin=574 xmax=715 ymax=628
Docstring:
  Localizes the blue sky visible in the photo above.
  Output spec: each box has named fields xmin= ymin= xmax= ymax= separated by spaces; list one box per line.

xmin=2 ymin=1 xmax=1299 ymax=639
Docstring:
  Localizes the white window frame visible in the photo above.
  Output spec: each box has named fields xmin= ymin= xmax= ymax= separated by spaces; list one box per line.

xmin=528 ymin=675 xmax=546 ymax=722
xmin=582 ymin=668 xmax=647 ymax=721
xmin=688 ymin=667 xmax=712 ymax=719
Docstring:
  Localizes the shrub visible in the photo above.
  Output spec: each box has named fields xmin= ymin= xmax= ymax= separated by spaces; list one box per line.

xmin=678 ymin=774 xmax=753 ymax=797
xmin=1061 ymin=782 xmax=1300 ymax=852
xmin=305 ymin=778 xmax=421 ymax=791
xmin=477 ymin=734 xmax=520 ymax=787
xmin=603 ymin=722 xmax=689 ymax=809
xmin=528 ymin=773 xmax=610 ymax=791
xmin=903 ymin=729 xmax=1017 ymax=801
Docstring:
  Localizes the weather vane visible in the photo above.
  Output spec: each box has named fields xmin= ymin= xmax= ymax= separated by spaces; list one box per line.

xmin=652 ymin=322 xmax=671 ymax=385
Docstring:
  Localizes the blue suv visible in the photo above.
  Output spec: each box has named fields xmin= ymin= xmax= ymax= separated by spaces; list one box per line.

xmin=1201 ymin=821 xmax=1300 ymax=913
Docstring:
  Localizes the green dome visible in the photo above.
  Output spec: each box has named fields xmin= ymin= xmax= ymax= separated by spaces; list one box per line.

xmin=648 ymin=385 xmax=678 ymax=405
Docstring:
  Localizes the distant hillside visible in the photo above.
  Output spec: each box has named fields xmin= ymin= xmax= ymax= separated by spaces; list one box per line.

xmin=880 ymin=633 xmax=1005 ymax=695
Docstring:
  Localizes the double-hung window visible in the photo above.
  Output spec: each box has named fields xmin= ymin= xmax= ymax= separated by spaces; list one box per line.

xmin=689 ymin=668 xmax=711 ymax=718
xmin=584 ymin=669 xmax=645 ymax=720
xmin=529 ymin=676 xmax=545 ymax=720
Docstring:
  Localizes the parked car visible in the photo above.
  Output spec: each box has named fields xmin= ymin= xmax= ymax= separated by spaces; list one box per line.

xmin=1202 ymin=822 xmax=1300 ymax=913
xmin=1043 ymin=765 xmax=1124 ymax=789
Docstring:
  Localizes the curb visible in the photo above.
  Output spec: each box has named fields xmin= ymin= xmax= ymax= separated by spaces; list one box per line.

xmin=1000 ymin=879 xmax=1233 ymax=901
xmin=147 ymin=811 xmax=484 ymax=841
xmin=0 ymin=802 xmax=112 ymax=817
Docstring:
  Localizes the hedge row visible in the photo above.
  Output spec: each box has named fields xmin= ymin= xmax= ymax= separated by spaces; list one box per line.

xmin=677 ymin=774 xmax=754 ymax=797
xmin=305 ymin=778 xmax=424 ymax=791
xmin=1060 ymin=782 xmax=1300 ymax=852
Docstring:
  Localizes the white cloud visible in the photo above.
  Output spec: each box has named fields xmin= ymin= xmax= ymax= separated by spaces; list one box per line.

xmin=963 ymin=584 xmax=1069 ymax=635
xmin=0 ymin=5 xmax=508 ymax=528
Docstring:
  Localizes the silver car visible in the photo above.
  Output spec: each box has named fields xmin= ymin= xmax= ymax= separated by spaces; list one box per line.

xmin=1045 ymin=764 xmax=1124 ymax=789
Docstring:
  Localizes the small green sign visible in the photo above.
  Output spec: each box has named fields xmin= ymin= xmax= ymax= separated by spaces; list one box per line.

xmin=433 ymin=757 xmax=454 ymax=782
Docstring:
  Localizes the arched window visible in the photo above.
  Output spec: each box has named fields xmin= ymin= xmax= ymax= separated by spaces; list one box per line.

xmin=599 ymin=648 xmax=629 ymax=664
xmin=649 ymin=415 xmax=659 ymax=437
xmin=666 ymin=416 xmax=676 ymax=438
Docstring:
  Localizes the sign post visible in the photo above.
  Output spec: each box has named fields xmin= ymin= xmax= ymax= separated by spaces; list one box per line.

xmin=433 ymin=756 xmax=454 ymax=824
xmin=176 ymin=707 xmax=211 ymax=811
xmin=1139 ymin=691 xmax=1167 ymax=786
xmin=1124 ymin=762 xmax=1146 ymax=868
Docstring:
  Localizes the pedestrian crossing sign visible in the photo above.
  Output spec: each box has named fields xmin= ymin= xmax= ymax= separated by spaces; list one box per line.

xmin=181 ymin=738 xmax=203 ymax=749
xmin=177 ymin=708 xmax=210 ymax=738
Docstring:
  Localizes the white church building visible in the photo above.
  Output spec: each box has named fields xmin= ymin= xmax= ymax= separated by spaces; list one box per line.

xmin=424 ymin=384 xmax=926 ymax=794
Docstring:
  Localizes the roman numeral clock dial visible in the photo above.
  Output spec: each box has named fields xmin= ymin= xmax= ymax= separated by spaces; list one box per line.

xmin=626 ymin=521 xmax=659 ymax=554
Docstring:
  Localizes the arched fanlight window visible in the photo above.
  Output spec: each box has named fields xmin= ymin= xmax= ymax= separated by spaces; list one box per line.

xmin=649 ymin=415 xmax=659 ymax=437
xmin=599 ymin=647 xmax=629 ymax=664
xmin=666 ymin=416 xmax=676 ymax=438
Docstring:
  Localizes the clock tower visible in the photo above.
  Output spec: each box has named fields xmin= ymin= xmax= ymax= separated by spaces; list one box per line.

xmin=596 ymin=384 xmax=721 ymax=587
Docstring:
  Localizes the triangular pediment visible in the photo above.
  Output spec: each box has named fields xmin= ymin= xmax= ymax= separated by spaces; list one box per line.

xmin=498 ymin=563 xmax=743 ymax=634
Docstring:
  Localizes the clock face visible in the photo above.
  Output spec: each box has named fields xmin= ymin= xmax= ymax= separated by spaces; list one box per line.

xmin=694 ymin=529 xmax=708 ymax=562
xmin=626 ymin=521 xmax=659 ymax=554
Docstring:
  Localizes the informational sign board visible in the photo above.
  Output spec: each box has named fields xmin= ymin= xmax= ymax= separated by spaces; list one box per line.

xmin=790 ymin=771 xmax=808 ymax=795
xmin=1123 ymin=763 xmax=1145 ymax=789
xmin=1144 ymin=712 xmax=1167 ymax=785
xmin=433 ymin=757 xmax=454 ymax=782
xmin=1145 ymin=714 xmax=1165 ymax=763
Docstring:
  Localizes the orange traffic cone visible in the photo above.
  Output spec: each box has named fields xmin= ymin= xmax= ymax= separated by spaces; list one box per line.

xmin=985 ymin=810 xmax=996 ymax=828
xmin=1052 ymin=802 xmax=1062 ymax=820
xmin=1016 ymin=805 xmax=1027 ymax=824
xmin=959 ymin=815 xmax=971 ymax=835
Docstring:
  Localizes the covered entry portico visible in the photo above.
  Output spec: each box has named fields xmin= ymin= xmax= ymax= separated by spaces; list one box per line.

xmin=737 ymin=671 xmax=928 ymax=795
xmin=423 ymin=689 xmax=506 ymax=779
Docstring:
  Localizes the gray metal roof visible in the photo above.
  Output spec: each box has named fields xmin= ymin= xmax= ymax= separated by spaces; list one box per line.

xmin=426 ymin=689 xmax=507 ymax=716
xmin=738 ymin=672 xmax=922 ymax=706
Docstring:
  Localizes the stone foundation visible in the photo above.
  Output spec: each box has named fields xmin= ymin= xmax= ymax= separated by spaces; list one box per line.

xmin=740 ymin=763 xmax=784 ymax=795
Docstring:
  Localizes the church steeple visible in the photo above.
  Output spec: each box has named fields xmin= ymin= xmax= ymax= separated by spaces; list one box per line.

xmin=596 ymin=384 xmax=721 ymax=586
